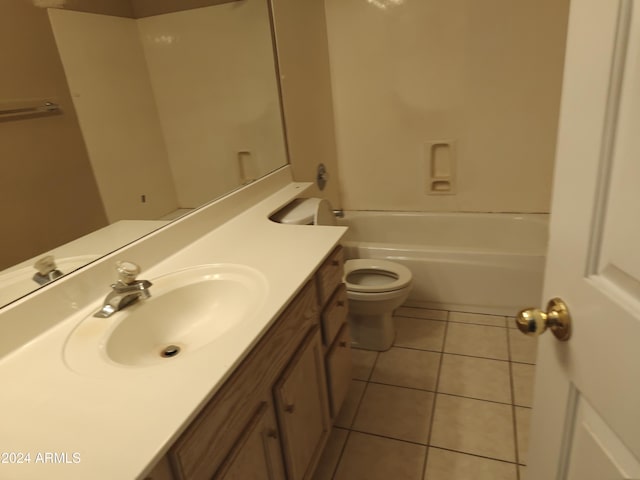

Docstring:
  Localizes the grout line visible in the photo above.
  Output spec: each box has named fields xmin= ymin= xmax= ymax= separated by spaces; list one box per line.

xmin=343 ymin=429 xmax=523 ymax=467
xmin=427 ymin=445 xmax=522 ymax=467
xmin=364 ymin=378 xmax=515 ymax=408
xmin=328 ymin=428 xmax=351 ymax=480
xmin=365 ymin=379 xmax=438 ymax=395
xmin=421 ymin=310 xmax=449 ymax=479
xmin=440 ymin=350 xmax=511 ymax=363
xmin=447 ymin=320 xmax=509 ymax=329
xmin=506 ymin=323 xmax=521 ymax=480
xmin=389 ymin=344 xmax=444 ymax=355
xmin=348 ymin=427 xmax=430 ymax=447
xmin=392 ymin=343 xmax=534 ymax=366
xmin=393 ymin=314 xmax=447 ymax=322
xmin=429 ymin=391 xmax=516 ymax=408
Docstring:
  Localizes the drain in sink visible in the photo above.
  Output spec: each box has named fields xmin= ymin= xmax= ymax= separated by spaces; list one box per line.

xmin=161 ymin=345 xmax=181 ymax=358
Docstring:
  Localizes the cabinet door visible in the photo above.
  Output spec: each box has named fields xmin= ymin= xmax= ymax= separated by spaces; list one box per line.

xmin=215 ymin=400 xmax=285 ymax=480
xmin=275 ymin=327 xmax=330 ymax=480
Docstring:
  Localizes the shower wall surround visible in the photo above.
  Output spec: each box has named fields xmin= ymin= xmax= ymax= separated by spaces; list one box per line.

xmin=324 ymin=0 xmax=570 ymax=213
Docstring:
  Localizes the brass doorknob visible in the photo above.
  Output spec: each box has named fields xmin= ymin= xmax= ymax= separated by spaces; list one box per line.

xmin=516 ymin=297 xmax=572 ymax=341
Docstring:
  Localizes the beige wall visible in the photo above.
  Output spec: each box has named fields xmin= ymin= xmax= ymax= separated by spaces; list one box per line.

xmin=0 ymin=1 xmax=107 ymax=271
xmin=271 ymin=0 xmax=343 ymax=208
xmin=325 ymin=0 xmax=570 ymax=213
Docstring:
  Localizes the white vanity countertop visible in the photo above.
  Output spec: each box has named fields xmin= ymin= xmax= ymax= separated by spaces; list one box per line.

xmin=0 ymin=179 xmax=346 ymax=479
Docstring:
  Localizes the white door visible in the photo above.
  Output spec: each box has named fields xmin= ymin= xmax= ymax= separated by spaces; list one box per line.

xmin=523 ymin=0 xmax=640 ymax=478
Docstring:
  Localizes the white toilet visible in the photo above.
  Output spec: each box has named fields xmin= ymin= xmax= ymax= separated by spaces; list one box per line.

xmin=273 ymin=198 xmax=413 ymax=351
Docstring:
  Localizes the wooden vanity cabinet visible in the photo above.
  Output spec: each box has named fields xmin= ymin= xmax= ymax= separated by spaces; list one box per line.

xmin=169 ymin=279 xmax=318 ymax=480
xmin=157 ymin=246 xmax=349 ymax=480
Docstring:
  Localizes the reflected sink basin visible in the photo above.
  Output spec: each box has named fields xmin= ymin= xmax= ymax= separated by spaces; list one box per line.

xmin=0 ymin=254 xmax=100 ymax=306
xmin=64 ymin=264 xmax=268 ymax=372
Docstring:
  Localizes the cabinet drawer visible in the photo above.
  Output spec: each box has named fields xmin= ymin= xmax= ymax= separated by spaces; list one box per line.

xmin=325 ymin=324 xmax=352 ymax=418
xmin=316 ymin=246 xmax=344 ymax=305
xmin=321 ymin=284 xmax=347 ymax=347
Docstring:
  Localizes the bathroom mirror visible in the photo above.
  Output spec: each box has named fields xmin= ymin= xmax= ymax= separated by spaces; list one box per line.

xmin=0 ymin=0 xmax=288 ymax=308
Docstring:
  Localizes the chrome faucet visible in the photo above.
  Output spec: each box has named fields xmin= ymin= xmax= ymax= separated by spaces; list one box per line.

xmin=94 ymin=261 xmax=152 ymax=318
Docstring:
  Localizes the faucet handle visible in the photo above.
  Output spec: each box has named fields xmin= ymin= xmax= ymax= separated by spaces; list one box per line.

xmin=34 ymin=255 xmax=58 ymax=276
xmin=116 ymin=261 xmax=141 ymax=285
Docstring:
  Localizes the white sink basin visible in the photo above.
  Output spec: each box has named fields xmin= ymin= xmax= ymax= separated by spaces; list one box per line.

xmin=64 ymin=264 xmax=268 ymax=372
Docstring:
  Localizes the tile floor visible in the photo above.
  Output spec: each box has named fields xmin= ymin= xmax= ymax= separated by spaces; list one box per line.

xmin=313 ymin=306 xmax=538 ymax=480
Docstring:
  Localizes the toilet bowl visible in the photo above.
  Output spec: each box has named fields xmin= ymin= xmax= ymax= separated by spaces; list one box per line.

xmin=343 ymin=258 xmax=412 ymax=350
xmin=272 ymin=198 xmax=413 ymax=351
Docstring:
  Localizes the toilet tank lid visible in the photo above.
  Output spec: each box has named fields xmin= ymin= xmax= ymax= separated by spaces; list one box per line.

xmin=271 ymin=198 xmax=335 ymax=225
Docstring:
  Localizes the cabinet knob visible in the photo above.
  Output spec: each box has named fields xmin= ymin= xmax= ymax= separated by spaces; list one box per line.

xmin=339 ymin=341 xmax=348 ymax=347
xmin=336 ymin=300 xmax=345 ymax=307
xmin=284 ymin=404 xmax=296 ymax=413
xmin=331 ymin=260 xmax=340 ymax=266
xmin=266 ymin=429 xmax=278 ymax=439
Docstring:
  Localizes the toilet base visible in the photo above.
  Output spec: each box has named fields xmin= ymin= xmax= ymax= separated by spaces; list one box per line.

xmin=348 ymin=312 xmax=396 ymax=351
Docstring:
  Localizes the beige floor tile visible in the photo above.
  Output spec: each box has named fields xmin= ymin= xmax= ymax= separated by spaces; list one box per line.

xmin=394 ymin=317 xmax=446 ymax=351
xmin=396 ymin=306 xmax=448 ymax=321
xmin=313 ymin=427 xmax=349 ymax=480
xmin=370 ymin=347 xmax=440 ymax=391
xmin=444 ymin=323 xmax=509 ymax=360
xmin=351 ymin=348 xmax=378 ymax=380
xmin=333 ymin=431 xmax=426 ymax=480
xmin=511 ymin=363 xmax=536 ymax=407
xmin=424 ymin=447 xmax=518 ymax=480
xmin=334 ymin=380 xmax=367 ymax=428
xmin=449 ymin=311 xmax=507 ymax=327
xmin=438 ymin=354 xmax=511 ymax=403
xmin=508 ymin=328 xmax=538 ymax=364
xmin=353 ymin=383 xmax=435 ymax=444
xmin=431 ymin=394 xmax=516 ymax=462
xmin=515 ymin=407 xmax=531 ymax=465
xmin=519 ymin=465 xmax=528 ymax=479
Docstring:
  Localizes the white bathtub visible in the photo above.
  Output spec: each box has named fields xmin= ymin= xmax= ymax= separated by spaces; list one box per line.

xmin=337 ymin=211 xmax=548 ymax=316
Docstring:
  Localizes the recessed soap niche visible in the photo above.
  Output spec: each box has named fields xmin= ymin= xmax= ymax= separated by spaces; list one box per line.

xmin=425 ymin=140 xmax=457 ymax=195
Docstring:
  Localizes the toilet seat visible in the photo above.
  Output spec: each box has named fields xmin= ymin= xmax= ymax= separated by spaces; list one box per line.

xmin=344 ymin=259 xmax=412 ymax=293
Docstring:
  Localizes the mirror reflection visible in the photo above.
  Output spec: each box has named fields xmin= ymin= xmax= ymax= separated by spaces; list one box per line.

xmin=0 ymin=0 xmax=288 ymax=308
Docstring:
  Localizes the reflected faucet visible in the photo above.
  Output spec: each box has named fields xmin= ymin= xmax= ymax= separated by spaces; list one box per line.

xmin=33 ymin=255 xmax=64 ymax=286
xmin=94 ymin=261 xmax=152 ymax=318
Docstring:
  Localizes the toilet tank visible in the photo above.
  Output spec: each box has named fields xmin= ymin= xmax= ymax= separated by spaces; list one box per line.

xmin=271 ymin=198 xmax=336 ymax=226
